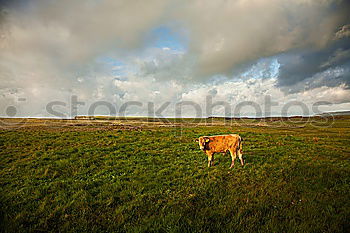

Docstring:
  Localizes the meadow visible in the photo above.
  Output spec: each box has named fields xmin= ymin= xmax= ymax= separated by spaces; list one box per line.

xmin=0 ymin=117 xmax=349 ymax=232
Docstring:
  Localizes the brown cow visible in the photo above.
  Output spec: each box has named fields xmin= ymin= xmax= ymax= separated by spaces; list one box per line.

xmin=196 ymin=134 xmax=243 ymax=168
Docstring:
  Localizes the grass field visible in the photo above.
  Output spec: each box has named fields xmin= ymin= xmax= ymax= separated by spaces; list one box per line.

xmin=0 ymin=117 xmax=349 ymax=232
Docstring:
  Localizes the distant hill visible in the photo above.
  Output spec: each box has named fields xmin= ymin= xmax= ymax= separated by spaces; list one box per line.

xmin=317 ymin=111 xmax=350 ymax=116
xmin=72 ymin=111 xmax=350 ymax=121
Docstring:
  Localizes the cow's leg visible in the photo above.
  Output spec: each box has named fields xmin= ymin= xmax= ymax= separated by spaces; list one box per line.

xmin=229 ymin=149 xmax=236 ymax=169
xmin=238 ymin=150 xmax=244 ymax=166
xmin=211 ymin=153 xmax=215 ymax=166
xmin=206 ymin=151 xmax=214 ymax=167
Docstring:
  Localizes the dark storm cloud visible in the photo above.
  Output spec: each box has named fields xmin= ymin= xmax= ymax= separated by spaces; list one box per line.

xmin=277 ymin=37 xmax=350 ymax=92
xmin=179 ymin=0 xmax=350 ymax=79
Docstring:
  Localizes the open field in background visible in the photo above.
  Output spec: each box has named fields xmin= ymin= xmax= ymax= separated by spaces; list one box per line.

xmin=0 ymin=117 xmax=349 ymax=232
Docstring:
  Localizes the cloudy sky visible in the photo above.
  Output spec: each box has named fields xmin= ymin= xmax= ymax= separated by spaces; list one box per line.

xmin=1 ymin=0 xmax=350 ymax=118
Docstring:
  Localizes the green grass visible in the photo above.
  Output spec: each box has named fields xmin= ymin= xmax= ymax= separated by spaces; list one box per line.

xmin=0 ymin=118 xmax=349 ymax=232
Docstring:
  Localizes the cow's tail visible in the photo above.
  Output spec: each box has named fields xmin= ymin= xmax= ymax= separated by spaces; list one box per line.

xmin=237 ymin=135 xmax=243 ymax=155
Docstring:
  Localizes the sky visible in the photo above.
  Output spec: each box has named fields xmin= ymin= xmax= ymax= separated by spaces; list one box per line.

xmin=0 ymin=0 xmax=350 ymax=118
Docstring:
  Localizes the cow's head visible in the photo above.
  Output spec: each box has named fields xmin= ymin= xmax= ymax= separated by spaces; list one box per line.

xmin=195 ymin=137 xmax=210 ymax=150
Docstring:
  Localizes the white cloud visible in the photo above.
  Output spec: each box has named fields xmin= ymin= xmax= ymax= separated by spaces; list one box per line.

xmin=181 ymin=78 xmax=350 ymax=117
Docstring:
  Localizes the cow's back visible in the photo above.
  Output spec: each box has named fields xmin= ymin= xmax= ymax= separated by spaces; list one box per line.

xmin=207 ymin=134 xmax=240 ymax=152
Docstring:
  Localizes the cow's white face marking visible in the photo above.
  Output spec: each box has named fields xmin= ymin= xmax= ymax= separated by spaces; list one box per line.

xmin=198 ymin=137 xmax=209 ymax=150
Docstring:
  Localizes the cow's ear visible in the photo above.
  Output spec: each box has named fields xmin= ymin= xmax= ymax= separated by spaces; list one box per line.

xmin=205 ymin=138 xmax=210 ymax=142
xmin=195 ymin=138 xmax=199 ymax=142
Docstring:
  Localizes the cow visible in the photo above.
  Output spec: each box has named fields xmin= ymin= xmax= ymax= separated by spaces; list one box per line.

xmin=196 ymin=134 xmax=243 ymax=168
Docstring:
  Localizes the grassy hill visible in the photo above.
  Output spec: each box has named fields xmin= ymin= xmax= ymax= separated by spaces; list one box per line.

xmin=0 ymin=117 xmax=349 ymax=232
